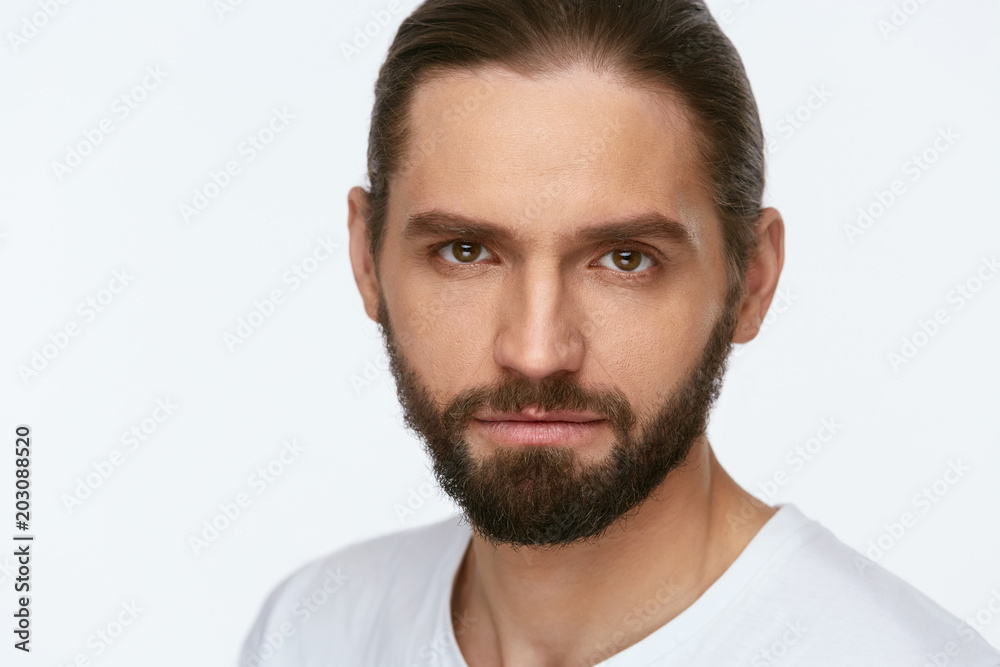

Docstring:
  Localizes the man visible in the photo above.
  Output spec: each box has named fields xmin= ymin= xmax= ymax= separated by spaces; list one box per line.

xmin=240 ymin=1 xmax=1000 ymax=665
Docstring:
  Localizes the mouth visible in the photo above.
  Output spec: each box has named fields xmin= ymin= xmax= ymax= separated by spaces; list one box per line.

xmin=472 ymin=407 xmax=608 ymax=446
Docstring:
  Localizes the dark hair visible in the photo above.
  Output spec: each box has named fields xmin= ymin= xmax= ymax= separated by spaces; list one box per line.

xmin=364 ymin=0 xmax=765 ymax=303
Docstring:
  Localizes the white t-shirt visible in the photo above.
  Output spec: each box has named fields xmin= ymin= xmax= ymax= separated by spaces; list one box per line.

xmin=239 ymin=503 xmax=1000 ymax=666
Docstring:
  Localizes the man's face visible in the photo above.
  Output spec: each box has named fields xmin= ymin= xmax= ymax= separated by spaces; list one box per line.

xmin=367 ymin=65 xmax=738 ymax=547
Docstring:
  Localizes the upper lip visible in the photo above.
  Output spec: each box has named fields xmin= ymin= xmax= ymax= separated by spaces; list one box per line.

xmin=475 ymin=408 xmax=605 ymax=423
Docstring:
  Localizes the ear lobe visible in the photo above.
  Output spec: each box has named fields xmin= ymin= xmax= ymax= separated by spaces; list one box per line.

xmin=732 ymin=310 xmax=763 ymax=344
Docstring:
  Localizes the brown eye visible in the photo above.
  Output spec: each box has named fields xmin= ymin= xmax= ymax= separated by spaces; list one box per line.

xmin=599 ymin=249 xmax=652 ymax=273
xmin=453 ymin=241 xmax=481 ymax=262
xmin=440 ymin=240 xmax=493 ymax=264
xmin=612 ymin=250 xmax=641 ymax=271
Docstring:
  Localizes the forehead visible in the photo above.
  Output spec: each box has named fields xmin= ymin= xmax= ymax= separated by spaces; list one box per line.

xmin=391 ymin=64 xmax=715 ymax=242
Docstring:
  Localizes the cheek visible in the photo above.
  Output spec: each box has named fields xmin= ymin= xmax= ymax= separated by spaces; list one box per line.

xmin=390 ymin=279 xmax=496 ymax=397
xmin=581 ymin=284 xmax=715 ymax=416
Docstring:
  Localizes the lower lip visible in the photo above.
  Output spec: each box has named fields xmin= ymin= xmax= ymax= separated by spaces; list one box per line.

xmin=473 ymin=419 xmax=608 ymax=446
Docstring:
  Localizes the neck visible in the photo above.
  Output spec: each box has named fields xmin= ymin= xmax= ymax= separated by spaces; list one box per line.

xmin=450 ymin=437 xmax=777 ymax=667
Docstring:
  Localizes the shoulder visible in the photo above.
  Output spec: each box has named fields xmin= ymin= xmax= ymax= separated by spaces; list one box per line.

xmin=238 ymin=514 xmax=471 ymax=666
xmin=756 ymin=505 xmax=1000 ymax=666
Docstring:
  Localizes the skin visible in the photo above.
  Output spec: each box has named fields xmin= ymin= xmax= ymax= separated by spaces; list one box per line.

xmin=347 ymin=64 xmax=785 ymax=666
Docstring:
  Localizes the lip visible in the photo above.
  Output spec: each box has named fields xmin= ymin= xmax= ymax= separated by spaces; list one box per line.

xmin=473 ymin=408 xmax=608 ymax=446
xmin=474 ymin=408 xmax=606 ymax=423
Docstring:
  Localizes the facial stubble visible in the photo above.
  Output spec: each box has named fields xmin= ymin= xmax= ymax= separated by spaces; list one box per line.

xmin=375 ymin=288 xmax=740 ymax=549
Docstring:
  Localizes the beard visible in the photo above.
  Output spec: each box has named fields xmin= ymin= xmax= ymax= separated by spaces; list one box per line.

xmin=376 ymin=289 xmax=740 ymax=550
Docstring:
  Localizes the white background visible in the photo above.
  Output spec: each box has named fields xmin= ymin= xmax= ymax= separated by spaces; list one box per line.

xmin=1 ymin=0 xmax=998 ymax=664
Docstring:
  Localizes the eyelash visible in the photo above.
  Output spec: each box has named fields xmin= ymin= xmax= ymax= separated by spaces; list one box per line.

xmin=431 ymin=239 xmax=663 ymax=279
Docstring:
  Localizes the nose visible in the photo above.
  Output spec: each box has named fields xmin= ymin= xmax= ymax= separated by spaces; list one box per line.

xmin=493 ymin=268 xmax=586 ymax=380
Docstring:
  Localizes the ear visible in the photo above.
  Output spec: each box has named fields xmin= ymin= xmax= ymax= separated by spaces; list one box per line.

xmin=347 ymin=186 xmax=381 ymax=323
xmin=732 ymin=207 xmax=785 ymax=344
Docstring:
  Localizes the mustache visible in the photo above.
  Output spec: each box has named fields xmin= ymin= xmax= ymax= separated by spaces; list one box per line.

xmin=440 ymin=374 xmax=638 ymax=437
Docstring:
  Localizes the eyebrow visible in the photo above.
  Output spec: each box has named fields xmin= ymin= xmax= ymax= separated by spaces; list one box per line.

xmin=402 ymin=210 xmax=698 ymax=250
